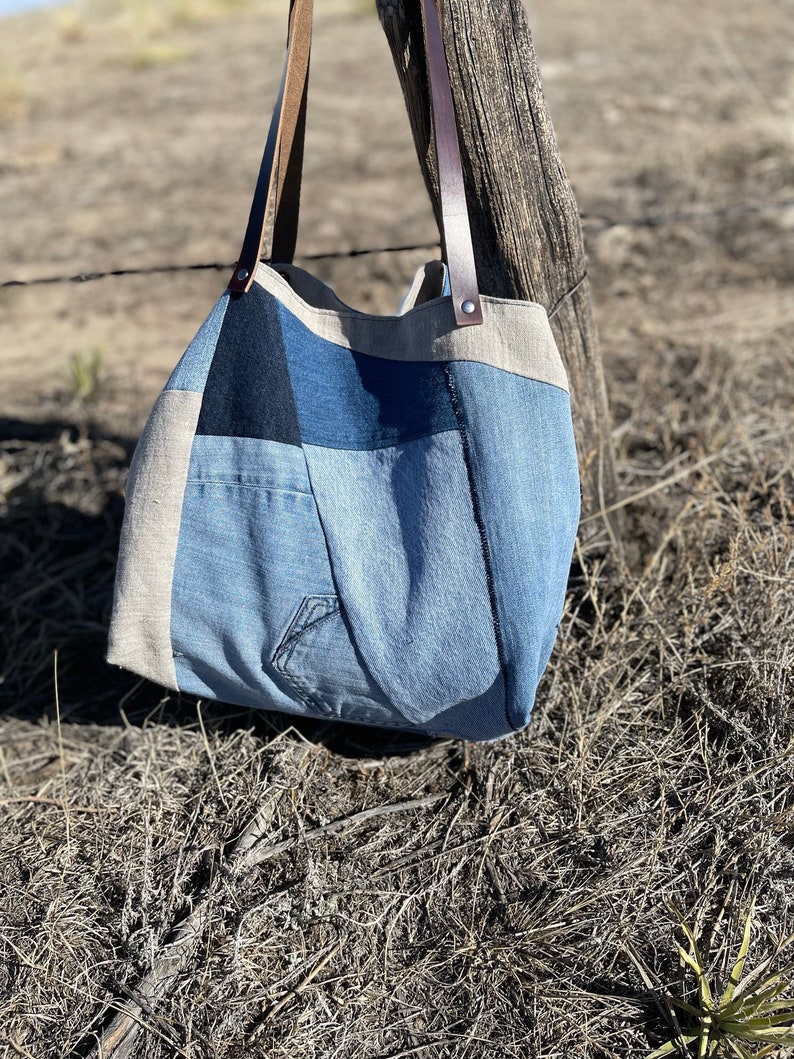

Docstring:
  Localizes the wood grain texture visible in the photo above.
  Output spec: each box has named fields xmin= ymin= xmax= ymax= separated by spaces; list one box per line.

xmin=376 ymin=0 xmax=618 ymax=544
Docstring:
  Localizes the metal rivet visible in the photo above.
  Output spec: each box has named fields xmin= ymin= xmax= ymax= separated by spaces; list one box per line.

xmin=236 ymin=268 xmax=249 ymax=282
xmin=461 ymin=299 xmax=476 ymax=314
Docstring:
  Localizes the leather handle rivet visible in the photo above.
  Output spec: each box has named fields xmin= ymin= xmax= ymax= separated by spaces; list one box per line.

xmin=461 ymin=300 xmax=476 ymax=314
xmin=237 ymin=268 xmax=250 ymax=282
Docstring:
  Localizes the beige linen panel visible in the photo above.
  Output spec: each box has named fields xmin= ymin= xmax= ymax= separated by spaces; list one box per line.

xmin=255 ymin=263 xmax=570 ymax=393
xmin=107 ymin=389 xmax=202 ymax=689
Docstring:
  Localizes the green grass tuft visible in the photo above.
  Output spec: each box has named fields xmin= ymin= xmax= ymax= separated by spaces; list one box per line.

xmin=644 ymin=902 xmax=794 ymax=1058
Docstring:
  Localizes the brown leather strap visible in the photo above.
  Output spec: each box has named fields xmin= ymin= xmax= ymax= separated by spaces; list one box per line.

xmin=228 ymin=0 xmax=312 ymax=294
xmin=228 ymin=0 xmax=482 ymax=327
xmin=421 ymin=0 xmax=482 ymax=325
xmin=270 ymin=71 xmax=309 ymax=263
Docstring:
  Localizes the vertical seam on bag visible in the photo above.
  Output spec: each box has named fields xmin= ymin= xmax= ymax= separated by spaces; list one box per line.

xmin=442 ymin=365 xmax=516 ymax=733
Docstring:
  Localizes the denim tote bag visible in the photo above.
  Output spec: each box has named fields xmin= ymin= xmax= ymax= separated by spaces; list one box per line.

xmin=107 ymin=0 xmax=581 ymax=741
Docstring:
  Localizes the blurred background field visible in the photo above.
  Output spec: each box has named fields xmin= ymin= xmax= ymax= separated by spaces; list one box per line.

xmin=1 ymin=1 xmax=793 ymax=1056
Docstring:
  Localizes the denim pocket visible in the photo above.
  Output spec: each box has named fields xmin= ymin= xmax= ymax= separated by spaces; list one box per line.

xmin=272 ymin=595 xmax=415 ymax=727
xmin=301 ymin=431 xmax=502 ymax=725
xmin=170 ymin=436 xmax=417 ymax=729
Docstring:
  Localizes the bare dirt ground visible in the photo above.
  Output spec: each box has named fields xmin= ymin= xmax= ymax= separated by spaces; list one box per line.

xmin=1 ymin=1 xmax=793 ymax=1057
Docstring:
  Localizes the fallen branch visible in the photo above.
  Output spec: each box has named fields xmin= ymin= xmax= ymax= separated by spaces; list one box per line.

xmin=234 ymin=791 xmax=447 ymax=874
xmin=85 ymin=792 xmax=447 ymax=1058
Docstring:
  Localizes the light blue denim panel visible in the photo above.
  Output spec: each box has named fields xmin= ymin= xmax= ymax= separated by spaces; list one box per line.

xmin=164 ymin=294 xmax=230 ymax=394
xmin=446 ymin=362 xmax=580 ymax=730
xmin=183 ymin=434 xmax=307 ymax=493
xmin=169 ymin=435 xmax=415 ymax=728
xmin=424 ymin=671 xmax=511 ymax=741
xmin=302 ymin=431 xmax=502 ymax=726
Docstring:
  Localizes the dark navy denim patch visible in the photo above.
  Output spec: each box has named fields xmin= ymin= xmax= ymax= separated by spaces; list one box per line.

xmin=196 ymin=285 xmax=302 ymax=445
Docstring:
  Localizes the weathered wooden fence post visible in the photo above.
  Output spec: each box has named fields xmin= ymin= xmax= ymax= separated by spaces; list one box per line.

xmin=375 ymin=0 xmax=617 ymax=547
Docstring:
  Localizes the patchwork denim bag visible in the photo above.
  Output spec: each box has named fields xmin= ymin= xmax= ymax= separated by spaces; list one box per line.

xmin=107 ymin=0 xmax=581 ymax=741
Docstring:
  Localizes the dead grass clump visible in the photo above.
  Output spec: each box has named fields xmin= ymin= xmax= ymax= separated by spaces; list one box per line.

xmin=0 ymin=422 xmax=131 ymax=717
xmin=0 ymin=66 xmax=31 ymax=125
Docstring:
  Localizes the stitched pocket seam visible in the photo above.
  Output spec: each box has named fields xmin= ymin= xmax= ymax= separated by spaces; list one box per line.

xmin=272 ymin=596 xmax=341 ymax=717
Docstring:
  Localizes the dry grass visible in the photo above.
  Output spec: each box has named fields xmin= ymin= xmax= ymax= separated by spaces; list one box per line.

xmin=1 ymin=302 xmax=792 ymax=1057
xmin=54 ymin=0 xmax=370 ymax=45
xmin=1 ymin=0 xmax=793 ymax=1056
xmin=0 ymin=66 xmax=31 ymax=125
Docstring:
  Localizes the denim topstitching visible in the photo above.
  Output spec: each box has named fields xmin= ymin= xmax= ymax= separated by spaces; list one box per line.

xmin=272 ymin=597 xmax=341 ymax=717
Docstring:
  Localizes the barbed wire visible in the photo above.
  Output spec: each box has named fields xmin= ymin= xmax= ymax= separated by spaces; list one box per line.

xmin=0 ymin=242 xmax=441 ymax=291
xmin=1 ymin=199 xmax=790 ymax=291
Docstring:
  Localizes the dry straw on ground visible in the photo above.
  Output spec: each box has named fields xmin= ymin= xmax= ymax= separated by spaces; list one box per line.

xmin=1 ymin=0 xmax=793 ymax=1056
xmin=1 ymin=355 xmax=792 ymax=1058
